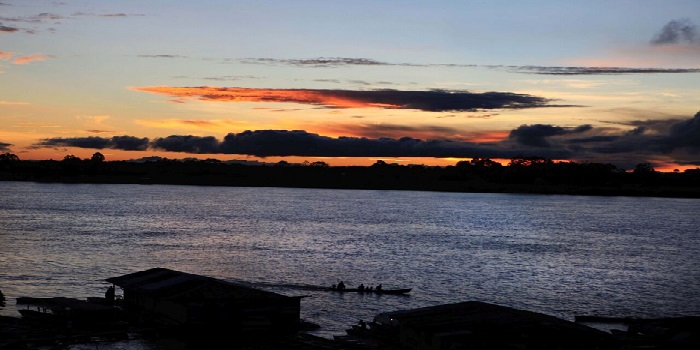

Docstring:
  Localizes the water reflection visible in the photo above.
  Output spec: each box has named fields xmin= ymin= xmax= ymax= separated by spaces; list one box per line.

xmin=0 ymin=182 xmax=698 ymax=341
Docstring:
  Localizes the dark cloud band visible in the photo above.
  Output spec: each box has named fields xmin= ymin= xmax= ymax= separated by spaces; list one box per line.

xmin=29 ymin=112 xmax=700 ymax=168
xmin=158 ymin=130 xmax=557 ymax=159
xmin=135 ymin=86 xmax=558 ymax=112
xmin=509 ymin=124 xmax=592 ymax=147
xmin=36 ymin=136 xmax=149 ymax=151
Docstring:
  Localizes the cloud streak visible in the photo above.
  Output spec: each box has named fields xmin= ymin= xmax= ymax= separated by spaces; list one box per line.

xmin=319 ymin=123 xmax=474 ymax=141
xmin=135 ymin=118 xmax=250 ymax=131
xmin=0 ymin=10 xmax=144 ymax=35
xmin=35 ymin=136 xmax=149 ymax=151
xmin=0 ymin=24 xmax=18 ymax=33
xmin=2 ymin=51 xmax=52 ymax=65
xmin=238 ymin=57 xmax=393 ymax=68
xmin=135 ymin=53 xmax=700 ymax=76
xmin=506 ymin=66 xmax=700 ymax=75
xmin=134 ymin=86 xmax=559 ymax=112
xmin=15 ymin=54 xmax=51 ymax=64
xmin=232 ymin=56 xmax=698 ymax=75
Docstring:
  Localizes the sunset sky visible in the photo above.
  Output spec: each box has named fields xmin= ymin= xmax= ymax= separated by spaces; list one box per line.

xmin=2 ymin=0 xmax=699 ymax=170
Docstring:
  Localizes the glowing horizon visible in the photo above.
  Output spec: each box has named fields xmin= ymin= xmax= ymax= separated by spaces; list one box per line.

xmin=1 ymin=1 xmax=699 ymax=171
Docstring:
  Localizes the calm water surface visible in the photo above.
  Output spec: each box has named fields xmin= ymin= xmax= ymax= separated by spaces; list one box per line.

xmin=1 ymin=181 xmax=699 ymax=345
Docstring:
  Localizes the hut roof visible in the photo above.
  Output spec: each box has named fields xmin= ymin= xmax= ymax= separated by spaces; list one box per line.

xmin=106 ymin=268 xmax=288 ymax=301
xmin=375 ymin=301 xmax=616 ymax=349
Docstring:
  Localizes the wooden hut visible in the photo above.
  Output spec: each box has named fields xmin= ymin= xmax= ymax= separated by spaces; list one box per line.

xmin=106 ymin=268 xmax=301 ymax=333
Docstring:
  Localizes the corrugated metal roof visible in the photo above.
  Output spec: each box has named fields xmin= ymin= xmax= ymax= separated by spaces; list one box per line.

xmin=106 ymin=268 xmax=287 ymax=300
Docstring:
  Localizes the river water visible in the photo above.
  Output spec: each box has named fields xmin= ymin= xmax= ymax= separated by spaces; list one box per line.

xmin=1 ymin=181 xmax=699 ymax=346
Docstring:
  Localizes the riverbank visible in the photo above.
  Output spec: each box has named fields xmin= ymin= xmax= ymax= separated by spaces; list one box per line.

xmin=3 ymin=160 xmax=700 ymax=199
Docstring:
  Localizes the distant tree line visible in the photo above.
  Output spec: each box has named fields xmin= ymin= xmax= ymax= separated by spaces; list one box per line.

xmin=1 ymin=152 xmax=699 ymax=198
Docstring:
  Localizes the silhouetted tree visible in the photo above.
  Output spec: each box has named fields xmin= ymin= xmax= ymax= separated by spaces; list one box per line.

xmin=0 ymin=152 xmax=20 ymax=162
xmin=91 ymin=152 xmax=105 ymax=163
xmin=453 ymin=158 xmax=502 ymax=180
xmin=508 ymin=156 xmax=552 ymax=167
xmin=309 ymin=161 xmax=329 ymax=167
xmin=60 ymin=154 xmax=83 ymax=176
xmin=0 ymin=152 xmax=20 ymax=172
xmin=633 ymin=163 xmax=656 ymax=174
xmin=62 ymin=154 xmax=81 ymax=163
xmin=86 ymin=152 xmax=106 ymax=175
xmin=471 ymin=157 xmax=501 ymax=168
xmin=455 ymin=160 xmax=470 ymax=169
xmin=632 ymin=162 xmax=659 ymax=185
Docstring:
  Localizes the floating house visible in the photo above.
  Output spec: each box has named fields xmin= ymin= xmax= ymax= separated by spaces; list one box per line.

xmin=371 ymin=301 xmax=617 ymax=350
xmin=106 ymin=268 xmax=302 ymax=333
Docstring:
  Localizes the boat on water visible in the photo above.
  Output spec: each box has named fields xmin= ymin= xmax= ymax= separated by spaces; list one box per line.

xmin=328 ymin=288 xmax=411 ymax=295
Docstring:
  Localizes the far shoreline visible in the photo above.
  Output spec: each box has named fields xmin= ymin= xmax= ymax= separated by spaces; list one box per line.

xmin=2 ymin=177 xmax=700 ymax=200
xmin=2 ymin=156 xmax=699 ymax=199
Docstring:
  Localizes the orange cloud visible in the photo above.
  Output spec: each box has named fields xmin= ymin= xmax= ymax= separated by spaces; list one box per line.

xmin=0 ymin=51 xmax=12 ymax=60
xmin=310 ymin=123 xmax=507 ymax=143
xmin=13 ymin=54 xmax=52 ymax=65
xmin=135 ymin=118 xmax=253 ymax=131
xmin=135 ymin=86 xmax=400 ymax=109
xmin=468 ymin=131 xmax=509 ymax=143
xmin=133 ymin=86 xmax=554 ymax=111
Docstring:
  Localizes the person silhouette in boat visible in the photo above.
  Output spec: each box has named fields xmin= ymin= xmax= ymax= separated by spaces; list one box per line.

xmin=375 ymin=284 xmax=383 ymax=292
xmin=358 ymin=284 xmax=365 ymax=292
xmin=337 ymin=281 xmax=346 ymax=291
xmin=358 ymin=319 xmax=367 ymax=329
xmin=105 ymin=285 xmax=115 ymax=304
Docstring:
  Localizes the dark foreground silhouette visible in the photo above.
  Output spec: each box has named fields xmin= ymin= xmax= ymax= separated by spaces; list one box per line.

xmin=2 ymin=153 xmax=700 ymax=198
xmin=2 ymin=278 xmax=699 ymax=350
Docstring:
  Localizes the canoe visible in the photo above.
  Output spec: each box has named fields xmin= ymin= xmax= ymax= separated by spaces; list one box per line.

xmin=329 ymin=288 xmax=411 ymax=295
